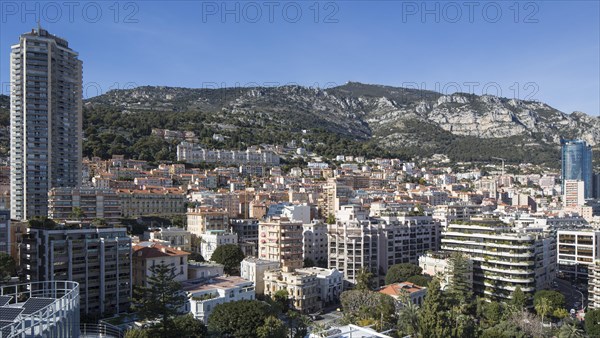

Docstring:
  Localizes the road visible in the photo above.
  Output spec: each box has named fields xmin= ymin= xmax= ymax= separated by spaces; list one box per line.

xmin=555 ymin=278 xmax=586 ymax=312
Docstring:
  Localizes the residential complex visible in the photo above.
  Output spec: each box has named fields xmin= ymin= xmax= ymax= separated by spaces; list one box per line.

xmin=328 ymin=205 xmax=440 ymax=286
xmin=441 ymin=221 xmax=556 ymax=301
xmin=177 ymin=142 xmax=280 ymax=166
xmin=556 ymin=229 xmax=600 ymax=283
xmin=10 ymin=28 xmax=82 ymax=220
xmin=48 ymin=187 xmax=121 ymax=224
xmin=259 ymin=217 xmax=304 ymax=272
xmin=20 ymin=224 xmax=132 ymax=315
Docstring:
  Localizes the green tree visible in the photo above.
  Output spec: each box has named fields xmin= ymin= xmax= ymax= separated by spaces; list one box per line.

xmin=210 ymin=244 xmax=245 ymax=275
xmin=397 ymin=294 xmax=420 ymax=337
xmin=558 ymin=319 xmax=585 ymax=338
xmin=533 ymin=290 xmax=565 ymax=312
xmin=131 ymin=263 xmax=186 ymax=338
xmin=534 ymin=297 xmax=551 ymax=328
xmin=257 ymin=316 xmax=287 ymax=338
xmin=406 ymin=274 xmax=432 ymax=287
xmin=273 ymin=289 xmax=290 ymax=313
xmin=510 ymin=286 xmax=528 ymax=310
xmin=0 ymin=253 xmax=16 ymax=283
xmin=326 ymin=214 xmax=336 ymax=224
xmin=446 ymin=252 xmax=473 ymax=308
xmin=585 ymin=308 xmax=600 ymax=337
xmin=418 ymin=278 xmax=451 ymax=338
xmin=355 ymin=267 xmax=374 ymax=291
xmin=189 ymin=252 xmax=205 ymax=262
xmin=384 ymin=263 xmax=422 ymax=285
xmin=171 ymin=314 xmax=208 ymax=338
xmin=124 ymin=329 xmax=149 ymax=338
xmin=69 ymin=207 xmax=84 ymax=220
xmin=207 ymin=300 xmax=273 ymax=337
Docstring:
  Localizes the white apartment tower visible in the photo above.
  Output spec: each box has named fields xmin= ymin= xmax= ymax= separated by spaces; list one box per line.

xmin=10 ymin=27 xmax=83 ymax=220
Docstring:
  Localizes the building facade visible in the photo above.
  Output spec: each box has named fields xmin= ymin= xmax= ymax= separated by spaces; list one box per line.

xmin=240 ymin=257 xmax=280 ymax=294
xmin=200 ymin=230 xmax=238 ymax=261
xmin=0 ymin=209 xmax=9 ymax=254
xmin=562 ymin=140 xmax=593 ymax=199
xmin=556 ymin=229 xmax=600 ymax=283
xmin=144 ymin=227 xmax=192 ymax=252
xmin=10 ymin=28 xmax=82 ymax=220
xmin=441 ymin=221 xmax=556 ymax=301
xmin=259 ymin=218 xmax=303 ymax=272
xmin=303 ymin=221 xmax=328 ymax=267
xmin=132 ymin=242 xmax=189 ymax=287
xmin=187 ymin=208 xmax=230 ymax=237
xmin=20 ymin=225 xmax=132 ymax=315
xmin=264 ymin=269 xmax=320 ymax=313
xmin=48 ymin=187 xmax=121 ymax=224
xmin=117 ymin=187 xmax=186 ymax=218
xmin=182 ymin=276 xmax=255 ymax=323
xmin=328 ymin=205 xmax=440 ymax=287
xmin=177 ymin=142 xmax=280 ymax=166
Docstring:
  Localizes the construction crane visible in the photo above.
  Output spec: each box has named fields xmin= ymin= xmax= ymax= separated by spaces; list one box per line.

xmin=491 ymin=157 xmax=506 ymax=176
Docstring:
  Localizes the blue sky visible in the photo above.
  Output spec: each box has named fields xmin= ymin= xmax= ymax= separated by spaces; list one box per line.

xmin=1 ymin=1 xmax=599 ymax=115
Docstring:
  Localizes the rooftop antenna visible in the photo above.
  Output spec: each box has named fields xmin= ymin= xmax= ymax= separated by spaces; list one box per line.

xmin=37 ymin=19 xmax=42 ymax=33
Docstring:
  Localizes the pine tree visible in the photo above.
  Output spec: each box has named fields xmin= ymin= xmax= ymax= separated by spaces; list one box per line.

xmin=447 ymin=252 xmax=473 ymax=308
xmin=510 ymin=286 xmax=528 ymax=310
xmin=131 ymin=263 xmax=186 ymax=337
xmin=418 ymin=278 xmax=450 ymax=338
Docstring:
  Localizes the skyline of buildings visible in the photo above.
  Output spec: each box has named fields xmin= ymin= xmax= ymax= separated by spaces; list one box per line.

xmin=1 ymin=26 xmax=600 ymax=337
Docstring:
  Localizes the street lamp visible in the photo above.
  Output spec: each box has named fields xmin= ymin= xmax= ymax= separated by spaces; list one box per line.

xmin=574 ymin=288 xmax=585 ymax=311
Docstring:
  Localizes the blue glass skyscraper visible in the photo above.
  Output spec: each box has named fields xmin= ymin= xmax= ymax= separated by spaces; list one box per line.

xmin=561 ymin=140 xmax=593 ymax=198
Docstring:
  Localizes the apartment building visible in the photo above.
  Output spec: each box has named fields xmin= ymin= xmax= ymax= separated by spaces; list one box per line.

xmin=48 ymin=187 xmax=121 ymax=224
xmin=187 ymin=208 xmax=230 ymax=237
xmin=10 ymin=28 xmax=82 ymax=220
xmin=144 ymin=227 xmax=192 ymax=252
xmin=319 ymin=179 xmax=354 ymax=218
xmin=230 ymin=218 xmax=259 ymax=243
xmin=117 ymin=187 xmax=186 ymax=218
xmin=296 ymin=267 xmax=344 ymax=305
xmin=201 ymin=230 xmax=238 ymax=261
xmin=259 ymin=217 xmax=303 ymax=272
xmin=418 ymin=251 xmax=473 ymax=291
xmin=556 ymin=229 xmax=600 ymax=283
xmin=132 ymin=242 xmax=189 ymax=287
xmin=264 ymin=269 xmax=320 ymax=313
xmin=303 ymin=221 xmax=328 ymax=267
xmin=182 ymin=276 xmax=255 ymax=323
xmin=20 ymin=224 xmax=132 ymax=315
xmin=177 ymin=142 xmax=280 ymax=166
xmin=563 ymin=180 xmax=586 ymax=208
xmin=240 ymin=257 xmax=281 ymax=294
xmin=328 ymin=205 xmax=440 ymax=287
xmin=441 ymin=221 xmax=556 ymax=301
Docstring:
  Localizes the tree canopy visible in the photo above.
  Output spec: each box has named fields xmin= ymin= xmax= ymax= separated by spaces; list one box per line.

xmin=210 ymin=244 xmax=245 ymax=275
xmin=384 ymin=263 xmax=423 ymax=285
xmin=207 ymin=300 xmax=274 ymax=338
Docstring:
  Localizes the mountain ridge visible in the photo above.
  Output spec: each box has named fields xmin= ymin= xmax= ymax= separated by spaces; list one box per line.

xmin=1 ymin=82 xmax=599 ymax=165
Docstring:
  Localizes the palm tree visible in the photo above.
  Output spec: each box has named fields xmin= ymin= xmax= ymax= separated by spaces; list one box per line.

xmin=558 ymin=320 xmax=585 ymax=338
xmin=397 ymin=300 xmax=420 ymax=337
xmin=535 ymin=297 xmax=551 ymax=329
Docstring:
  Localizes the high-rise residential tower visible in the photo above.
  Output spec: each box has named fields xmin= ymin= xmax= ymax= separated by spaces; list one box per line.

xmin=10 ymin=27 xmax=82 ymax=220
xmin=561 ymin=140 xmax=593 ymax=199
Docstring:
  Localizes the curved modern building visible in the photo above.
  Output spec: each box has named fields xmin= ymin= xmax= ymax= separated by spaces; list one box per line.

xmin=0 ymin=281 xmax=79 ymax=338
xmin=562 ymin=140 xmax=593 ymax=199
